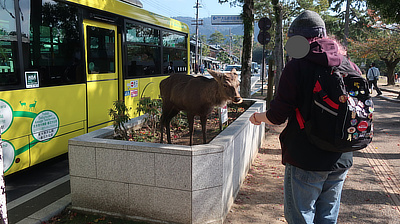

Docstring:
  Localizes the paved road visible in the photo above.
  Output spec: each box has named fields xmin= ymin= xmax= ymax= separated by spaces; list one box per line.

xmin=5 ymin=155 xmax=69 ymax=224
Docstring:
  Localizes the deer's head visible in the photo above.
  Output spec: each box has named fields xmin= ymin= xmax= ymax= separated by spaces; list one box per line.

xmin=208 ymin=69 xmax=243 ymax=104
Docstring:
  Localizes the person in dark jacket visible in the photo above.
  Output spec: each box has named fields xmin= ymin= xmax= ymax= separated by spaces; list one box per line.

xmin=250 ymin=10 xmax=361 ymax=224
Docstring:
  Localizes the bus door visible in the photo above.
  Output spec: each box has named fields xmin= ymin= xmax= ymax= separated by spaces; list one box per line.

xmin=83 ymin=20 xmax=118 ymax=132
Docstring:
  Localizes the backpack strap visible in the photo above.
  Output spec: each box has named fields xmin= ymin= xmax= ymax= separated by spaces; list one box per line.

xmin=370 ymin=67 xmax=375 ymax=78
xmin=295 ymin=60 xmax=342 ymax=130
xmin=313 ymin=80 xmax=339 ymax=110
xmin=295 ymin=108 xmax=305 ymax=129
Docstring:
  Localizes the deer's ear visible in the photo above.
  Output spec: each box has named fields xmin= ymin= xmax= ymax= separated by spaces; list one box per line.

xmin=208 ymin=69 xmax=222 ymax=80
xmin=230 ymin=68 xmax=239 ymax=77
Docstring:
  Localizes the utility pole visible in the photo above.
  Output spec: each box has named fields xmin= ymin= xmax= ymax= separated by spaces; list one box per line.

xmin=343 ymin=0 xmax=351 ymax=47
xmin=229 ymin=28 xmax=232 ymax=64
xmin=192 ymin=0 xmax=203 ymax=71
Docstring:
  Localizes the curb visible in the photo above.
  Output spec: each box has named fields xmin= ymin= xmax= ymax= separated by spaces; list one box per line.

xmin=377 ymin=87 xmax=400 ymax=103
xmin=377 ymin=95 xmax=400 ymax=103
xmin=380 ymin=87 xmax=400 ymax=94
xmin=15 ymin=195 xmax=71 ymax=224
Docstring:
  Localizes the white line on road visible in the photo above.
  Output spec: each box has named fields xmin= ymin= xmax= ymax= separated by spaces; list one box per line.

xmin=7 ymin=175 xmax=70 ymax=210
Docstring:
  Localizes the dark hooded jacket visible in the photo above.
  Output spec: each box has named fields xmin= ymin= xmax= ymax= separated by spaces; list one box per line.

xmin=266 ymin=38 xmax=358 ymax=171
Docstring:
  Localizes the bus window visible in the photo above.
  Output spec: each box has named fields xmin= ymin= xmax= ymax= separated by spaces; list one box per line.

xmin=126 ymin=23 xmax=160 ymax=45
xmin=162 ymin=31 xmax=186 ymax=48
xmin=126 ymin=45 xmax=160 ymax=76
xmin=87 ymin=26 xmax=115 ymax=74
xmin=27 ymin=0 xmax=84 ymax=87
xmin=0 ymin=0 xmax=20 ymax=87
xmin=163 ymin=48 xmax=187 ymax=74
xmin=162 ymin=31 xmax=187 ymax=74
xmin=125 ymin=22 xmax=161 ymax=78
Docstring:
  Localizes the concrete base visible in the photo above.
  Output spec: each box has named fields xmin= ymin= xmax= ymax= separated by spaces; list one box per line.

xmin=68 ymin=99 xmax=265 ymax=224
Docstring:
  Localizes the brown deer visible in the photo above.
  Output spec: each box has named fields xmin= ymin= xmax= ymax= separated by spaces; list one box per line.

xmin=159 ymin=69 xmax=243 ymax=145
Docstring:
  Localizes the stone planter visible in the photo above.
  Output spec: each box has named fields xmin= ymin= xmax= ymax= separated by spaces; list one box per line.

xmin=68 ymin=99 xmax=265 ymax=224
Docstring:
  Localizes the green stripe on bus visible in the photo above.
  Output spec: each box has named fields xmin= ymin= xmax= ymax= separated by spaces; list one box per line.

xmin=15 ymin=140 xmax=40 ymax=156
xmin=13 ymin=111 xmax=37 ymax=118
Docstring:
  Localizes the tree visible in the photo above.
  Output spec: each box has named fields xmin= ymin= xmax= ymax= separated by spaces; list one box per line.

xmin=272 ymin=0 xmax=284 ymax=94
xmin=200 ymin=35 xmax=210 ymax=58
xmin=365 ymin=0 xmax=400 ymax=99
xmin=348 ymin=31 xmax=400 ymax=85
xmin=252 ymin=42 xmax=264 ymax=64
xmin=219 ymin=0 xmax=254 ymax=98
xmin=208 ymin=30 xmax=226 ymax=45
xmin=201 ymin=44 xmax=210 ymax=59
xmin=328 ymin=0 xmax=376 ymax=47
xmin=366 ymin=0 xmax=400 ymax=24
xmin=329 ymin=0 xmax=352 ymax=46
xmin=217 ymin=51 xmax=231 ymax=64
xmin=343 ymin=0 xmax=351 ymax=47
xmin=199 ymin=34 xmax=208 ymax=43
xmin=254 ymin=0 xmax=284 ymax=96
xmin=240 ymin=0 xmax=254 ymax=98
xmin=254 ymin=0 xmax=330 ymax=96
xmin=232 ymin=34 xmax=244 ymax=59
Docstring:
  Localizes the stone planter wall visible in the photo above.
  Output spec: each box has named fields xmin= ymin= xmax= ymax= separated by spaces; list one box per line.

xmin=68 ymin=99 xmax=265 ymax=223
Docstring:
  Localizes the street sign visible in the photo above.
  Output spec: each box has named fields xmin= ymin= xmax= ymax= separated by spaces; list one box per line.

xmin=211 ymin=15 xmax=243 ymax=25
xmin=257 ymin=30 xmax=271 ymax=45
xmin=258 ymin=17 xmax=272 ymax=30
xmin=257 ymin=17 xmax=272 ymax=45
xmin=257 ymin=17 xmax=272 ymax=96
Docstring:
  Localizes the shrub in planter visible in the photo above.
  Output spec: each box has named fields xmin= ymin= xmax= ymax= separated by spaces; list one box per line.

xmin=108 ymin=100 xmax=130 ymax=140
xmin=110 ymin=98 xmax=252 ymax=145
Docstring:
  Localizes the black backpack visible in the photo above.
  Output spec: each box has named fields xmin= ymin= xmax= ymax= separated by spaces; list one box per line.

xmin=296 ymin=57 xmax=373 ymax=152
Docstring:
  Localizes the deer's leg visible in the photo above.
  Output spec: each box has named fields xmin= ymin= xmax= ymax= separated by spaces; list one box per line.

xmin=187 ymin=113 xmax=195 ymax=146
xmin=160 ymin=111 xmax=170 ymax=143
xmin=160 ymin=113 xmax=165 ymax=143
xmin=200 ymin=115 xmax=207 ymax=144
xmin=165 ymin=117 xmax=172 ymax=144
xmin=161 ymin=108 xmax=179 ymax=144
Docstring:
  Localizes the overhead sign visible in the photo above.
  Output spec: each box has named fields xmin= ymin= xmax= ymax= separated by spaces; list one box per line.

xmin=211 ymin=15 xmax=243 ymax=25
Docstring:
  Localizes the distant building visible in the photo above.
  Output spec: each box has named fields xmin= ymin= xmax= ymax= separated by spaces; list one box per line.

xmin=190 ymin=41 xmax=238 ymax=72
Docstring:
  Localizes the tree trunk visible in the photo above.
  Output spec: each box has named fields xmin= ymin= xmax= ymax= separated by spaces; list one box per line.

xmin=343 ymin=0 xmax=351 ymax=47
xmin=272 ymin=0 xmax=284 ymax=94
xmin=240 ymin=0 xmax=254 ymax=98
xmin=382 ymin=57 xmax=400 ymax=85
xmin=386 ymin=64 xmax=396 ymax=85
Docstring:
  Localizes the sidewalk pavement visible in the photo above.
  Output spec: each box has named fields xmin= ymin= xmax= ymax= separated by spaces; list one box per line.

xmin=374 ymin=77 xmax=400 ymax=103
xmin=379 ymin=84 xmax=400 ymax=103
xmin=225 ymin=81 xmax=400 ymax=223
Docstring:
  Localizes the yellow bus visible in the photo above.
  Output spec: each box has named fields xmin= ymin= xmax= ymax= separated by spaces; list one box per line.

xmin=0 ymin=0 xmax=190 ymax=175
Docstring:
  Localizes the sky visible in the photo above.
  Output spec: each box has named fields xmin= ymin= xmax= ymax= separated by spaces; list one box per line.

xmin=140 ymin=0 xmax=243 ymax=18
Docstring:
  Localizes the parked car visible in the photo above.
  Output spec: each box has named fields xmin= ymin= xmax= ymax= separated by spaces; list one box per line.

xmin=224 ymin=65 xmax=242 ymax=75
xmin=251 ymin=62 xmax=259 ymax=74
